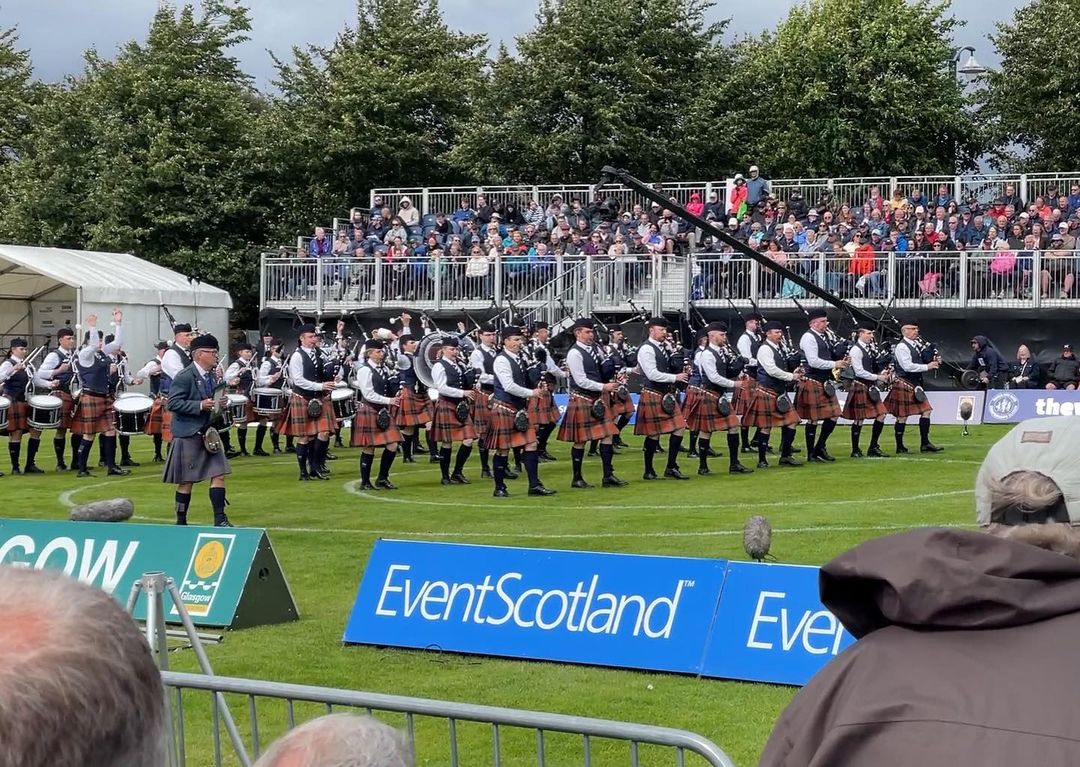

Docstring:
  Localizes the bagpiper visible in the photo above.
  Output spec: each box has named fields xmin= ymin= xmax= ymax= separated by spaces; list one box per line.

xmin=884 ymin=319 xmax=944 ymax=454
xmin=634 ymin=317 xmax=690 ymax=480
xmin=429 ymin=336 xmax=478 ymax=484
xmin=842 ymin=321 xmax=891 ymax=458
xmin=795 ymin=308 xmax=849 ymax=463
xmin=352 ymin=339 xmax=403 ymax=490
xmin=743 ymin=320 xmax=804 ymax=468
xmin=683 ymin=322 xmax=753 ymax=475
xmin=279 ymin=323 xmax=338 ymax=480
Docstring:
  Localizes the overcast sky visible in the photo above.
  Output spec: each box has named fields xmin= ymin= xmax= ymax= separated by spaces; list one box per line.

xmin=4 ymin=0 xmax=1019 ymax=87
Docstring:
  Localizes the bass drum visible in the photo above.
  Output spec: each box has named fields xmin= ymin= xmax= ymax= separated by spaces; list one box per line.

xmin=113 ymin=393 xmax=154 ymax=435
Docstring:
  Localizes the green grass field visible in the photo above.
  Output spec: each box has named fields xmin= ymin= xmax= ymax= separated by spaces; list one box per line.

xmin=7 ymin=424 xmax=1005 ymax=765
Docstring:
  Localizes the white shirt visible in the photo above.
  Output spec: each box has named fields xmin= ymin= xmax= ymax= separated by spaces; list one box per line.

xmin=224 ymin=358 xmax=254 ymax=382
xmin=355 ymin=362 xmax=394 ymax=405
xmin=0 ymin=355 xmax=29 ymax=385
xmin=800 ymin=330 xmax=835 ymax=372
xmin=77 ymin=324 xmax=123 ymax=367
xmin=288 ymin=346 xmax=326 ymax=392
xmin=737 ymin=331 xmax=759 ymax=367
xmin=757 ymin=341 xmax=795 ymax=382
xmin=493 ymin=351 xmax=535 ymax=399
xmin=34 ymin=347 xmax=75 ymax=388
xmin=135 ymin=357 xmax=163 ymax=379
xmin=469 ymin=345 xmax=497 ymax=386
xmin=160 ymin=341 xmax=189 ymax=380
xmin=849 ymin=343 xmax=878 ymax=382
xmin=431 ymin=358 xmax=468 ymax=398
xmin=700 ymin=344 xmax=737 ymax=389
xmin=894 ymin=339 xmax=930 ymax=374
xmin=257 ymin=357 xmax=283 ymax=386
xmin=565 ymin=343 xmax=605 ymax=392
xmin=637 ymin=340 xmax=677 ymax=384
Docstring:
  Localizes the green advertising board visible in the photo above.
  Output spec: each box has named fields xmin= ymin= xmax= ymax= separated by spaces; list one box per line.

xmin=0 ymin=519 xmax=298 ymax=629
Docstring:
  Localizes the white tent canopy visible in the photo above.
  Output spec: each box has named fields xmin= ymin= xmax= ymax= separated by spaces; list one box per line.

xmin=0 ymin=245 xmax=232 ymax=379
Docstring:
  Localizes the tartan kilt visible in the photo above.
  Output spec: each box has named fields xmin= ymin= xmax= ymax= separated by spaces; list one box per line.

xmin=684 ymin=386 xmax=738 ymax=433
xmin=350 ymin=402 xmax=403 ymax=447
xmin=485 ymin=401 xmax=535 ymax=451
xmin=430 ymin=397 xmax=477 ymax=444
xmin=275 ymin=392 xmax=336 ymax=437
xmin=473 ymin=390 xmax=493 ymax=435
xmin=528 ymin=390 xmax=561 ymax=427
xmin=633 ymin=388 xmax=687 ymax=437
xmin=795 ymin=378 xmax=842 ymax=422
xmin=557 ymin=394 xmax=617 ymax=444
xmin=396 ymin=386 xmax=433 ymax=428
xmin=144 ymin=397 xmax=173 ymax=440
xmin=73 ymin=392 xmax=113 ymax=436
xmin=884 ymin=378 xmax=933 ymax=420
xmin=609 ymin=389 xmax=636 ymax=417
xmin=733 ymin=376 xmax=757 ymax=417
xmin=1 ymin=400 xmax=28 ymax=434
xmin=841 ymin=381 xmax=887 ymax=422
xmin=744 ymin=386 xmax=800 ymax=430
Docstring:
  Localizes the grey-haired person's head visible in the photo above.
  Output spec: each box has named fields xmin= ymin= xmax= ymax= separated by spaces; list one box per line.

xmin=0 ymin=566 xmax=165 ymax=767
xmin=254 ymin=713 xmax=413 ymax=767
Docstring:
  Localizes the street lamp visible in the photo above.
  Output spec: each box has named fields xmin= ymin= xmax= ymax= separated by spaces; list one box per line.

xmin=950 ymin=46 xmax=989 ymax=176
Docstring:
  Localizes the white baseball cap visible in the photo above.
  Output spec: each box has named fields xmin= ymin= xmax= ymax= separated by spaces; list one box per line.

xmin=749 ymin=165 xmax=759 ymax=173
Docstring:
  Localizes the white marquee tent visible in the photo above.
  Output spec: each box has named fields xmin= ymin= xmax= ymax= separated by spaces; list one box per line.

xmin=0 ymin=245 xmax=232 ymax=377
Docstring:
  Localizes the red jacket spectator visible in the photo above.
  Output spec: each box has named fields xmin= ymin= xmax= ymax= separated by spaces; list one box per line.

xmin=728 ymin=178 xmax=748 ymax=218
xmin=849 ymin=242 xmax=876 ymax=275
xmin=686 ymin=192 xmax=704 ymax=218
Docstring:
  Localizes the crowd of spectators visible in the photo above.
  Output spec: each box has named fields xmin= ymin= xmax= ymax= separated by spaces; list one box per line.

xmin=276 ymin=170 xmax=1080 ymax=305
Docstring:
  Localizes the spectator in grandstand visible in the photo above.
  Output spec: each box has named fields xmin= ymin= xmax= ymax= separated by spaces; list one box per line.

xmin=1008 ymin=343 xmax=1043 ymax=389
xmin=384 ymin=217 xmax=407 ymax=246
xmin=464 ymin=244 xmax=491 ymax=299
xmin=1041 ymin=234 xmax=1075 ymax=299
xmin=369 ymin=195 xmax=384 ymax=220
xmin=1067 ymin=183 xmax=1080 ymax=217
xmin=368 ymin=210 xmax=390 ymax=243
xmin=760 ymin=415 xmax=1080 ymax=767
xmin=332 ymin=230 xmax=352 ymax=256
xmin=0 ymin=566 xmax=165 ymax=767
xmin=475 ymin=194 xmax=493 ymax=225
xmin=523 ymin=198 xmax=544 ymax=228
xmin=1031 ymin=220 xmax=1049 ymax=249
xmin=452 ymin=196 xmax=475 ymax=227
xmin=686 ymin=191 xmax=704 ymax=219
xmin=744 ymin=165 xmax=768 ymax=209
xmin=253 ymin=713 xmax=412 ymax=767
xmin=1056 ymin=221 xmax=1076 ymax=251
xmin=704 ymin=190 xmax=724 ymax=221
xmin=501 ymin=200 xmax=527 ymax=227
xmin=1000 ymin=182 xmax=1024 ymax=211
xmin=728 ymin=174 xmax=748 ymax=218
xmin=309 ymin=227 xmax=333 ymax=257
xmin=908 ymin=186 xmax=927 ymax=209
xmin=1045 ymin=345 xmax=1079 ymax=390
xmin=658 ymin=210 xmax=679 ymax=253
xmin=933 ymin=183 xmax=954 ymax=209
xmin=397 ymin=196 xmax=419 ymax=228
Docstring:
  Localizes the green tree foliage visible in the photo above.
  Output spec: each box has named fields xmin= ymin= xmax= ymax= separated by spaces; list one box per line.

xmin=451 ymin=0 xmax=738 ymax=184
xmin=0 ymin=26 xmax=37 ymax=167
xmin=261 ymin=0 xmax=486 ymax=231
xmin=728 ymin=0 xmax=982 ymax=177
xmin=979 ymin=0 xmax=1080 ymax=171
xmin=0 ymin=2 xmax=265 ymax=321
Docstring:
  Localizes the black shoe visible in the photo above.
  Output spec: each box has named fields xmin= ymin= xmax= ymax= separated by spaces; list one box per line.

xmin=895 ymin=446 xmax=910 ymax=454
xmin=779 ymin=456 xmax=803 ymax=467
xmin=214 ymin=517 xmax=234 ymax=528
xmin=441 ymin=477 xmax=452 ymax=485
xmin=764 ymin=445 xmax=776 ymax=455
xmin=730 ymin=463 xmax=753 ymax=474
xmin=312 ymin=470 xmax=331 ymax=481
xmin=120 ymin=457 xmax=140 ymax=467
xmin=429 ymin=454 xmax=440 ymax=463
xmin=756 ymin=460 xmax=769 ymax=469
xmin=334 ymin=439 xmax=345 ymax=448
xmin=571 ymin=478 xmax=594 ymax=489
xmin=817 ymin=448 xmax=836 ymax=462
xmin=97 ymin=460 xmax=104 ymax=467
xmin=613 ymin=437 xmax=628 ymax=448
xmin=375 ymin=478 xmax=398 ymax=490
xmin=920 ymin=442 xmax=943 ymax=453
xmin=706 ymin=447 xmax=720 ymax=457
xmin=538 ymin=450 xmax=557 ymax=461
xmin=808 ymin=452 xmax=828 ymax=464
xmin=697 ymin=467 xmax=711 ymax=476
xmin=285 ymin=445 xmax=296 ymax=453
xmin=360 ymin=481 xmax=376 ymax=490
xmin=654 ymin=444 xmax=665 ymax=454
xmin=664 ymin=467 xmax=690 ymax=480
xmin=789 ymin=446 xmax=802 ymax=453
xmin=175 ymin=518 xmax=187 ymax=526
xmin=298 ymin=471 xmax=311 ymax=481
xmin=273 ymin=447 xmax=283 ymax=454
xmin=504 ymin=467 xmax=520 ymax=480
xmin=867 ymin=446 xmax=889 ymax=458
xmin=402 ymin=455 xmax=416 ymax=464
xmin=586 ymin=450 xmax=599 ymax=458
xmin=224 ymin=449 xmax=241 ymax=459
xmin=77 ymin=470 xmax=93 ymax=477
xmin=481 ymin=469 xmax=493 ymax=479
xmin=56 ymin=461 xmax=68 ymax=471
xmin=687 ymin=449 xmax=699 ymax=458
xmin=239 ymin=450 xmax=250 ymax=457
xmin=107 ymin=466 xmax=130 ymax=476
xmin=850 ymin=449 xmax=864 ymax=458
xmin=642 ymin=471 xmax=659 ymax=481
xmin=10 ymin=466 xmax=20 ymax=475
xmin=493 ymin=487 xmax=510 ymax=498
xmin=741 ymin=445 xmax=754 ymax=453
xmin=326 ymin=452 xmax=338 ymax=461
xmin=602 ymin=475 xmax=628 ymax=487
xmin=528 ymin=484 xmax=556 ymax=496
xmin=23 ymin=464 xmax=44 ymax=475
xmin=450 ymin=473 xmax=470 ymax=484
xmin=253 ymin=448 xmax=270 ymax=456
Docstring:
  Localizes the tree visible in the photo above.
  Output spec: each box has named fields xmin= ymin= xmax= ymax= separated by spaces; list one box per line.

xmin=727 ymin=0 xmax=983 ymax=178
xmin=979 ymin=0 xmax=1080 ymax=171
xmin=261 ymin=0 xmax=487 ymax=230
xmin=451 ymin=0 xmax=739 ymax=185
xmin=0 ymin=2 xmax=267 ymax=322
xmin=0 ymin=26 xmax=37 ymax=167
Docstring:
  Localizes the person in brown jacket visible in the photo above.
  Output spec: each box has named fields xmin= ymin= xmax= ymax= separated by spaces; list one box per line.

xmin=761 ymin=414 xmax=1080 ymax=766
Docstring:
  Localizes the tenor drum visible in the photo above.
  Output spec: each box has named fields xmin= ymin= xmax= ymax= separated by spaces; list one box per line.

xmin=28 ymin=394 xmax=64 ymax=430
xmin=251 ymin=386 xmax=285 ymax=417
xmin=331 ymin=386 xmax=356 ymax=422
xmin=0 ymin=395 xmax=9 ymax=431
xmin=227 ymin=393 xmax=250 ymax=425
xmin=112 ymin=393 xmax=154 ymax=435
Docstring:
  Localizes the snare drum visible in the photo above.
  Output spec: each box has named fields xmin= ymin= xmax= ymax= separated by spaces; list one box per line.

xmin=227 ymin=393 xmax=250 ymax=425
xmin=251 ymin=386 xmax=285 ymax=417
xmin=0 ymin=395 xmax=9 ymax=431
xmin=331 ymin=386 xmax=356 ymax=422
xmin=28 ymin=394 xmax=64 ymax=430
xmin=112 ymin=393 xmax=154 ymax=435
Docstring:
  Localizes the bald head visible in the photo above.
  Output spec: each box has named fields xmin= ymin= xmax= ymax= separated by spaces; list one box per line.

xmin=254 ymin=714 xmax=412 ymax=767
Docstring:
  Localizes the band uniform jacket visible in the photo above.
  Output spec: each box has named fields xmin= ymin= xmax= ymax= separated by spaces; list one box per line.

xmin=166 ymin=364 xmax=214 ymax=439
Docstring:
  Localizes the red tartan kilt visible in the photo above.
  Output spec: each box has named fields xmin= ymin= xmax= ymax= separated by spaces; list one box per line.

xmin=275 ymin=392 xmax=336 ymax=437
xmin=72 ymin=392 xmax=113 ymax=435
xmin=144 ymin=398 xmax=173 ymax=440
xmin=396 ymin=386 xmax=433 ymax=427
xmin=609 ymin=390 xmax=636 ymax=417
xmin=350 ymin=402 xmax=403 ymax=447
xmin=744 ymin=386 xmax=800 ymax=430
xmin=1 ymin=400 xmax=28 ymax=434
xmin=684 ymin=386 xmax=738 ymax=433
xmin=884 ymin=379 xmax=933 ymax=420
xmin=557 ymin=395 xmax=617 ymax=444
xmin=430 ymin=397 xmax=477 ymax=443
xmin=733 ymin=377 xmax=757 ymax=417
xmin=484 ymin=401 xmax=535 ymax=451
xmin=528 ymin=391 xmax=561 ymax=426
xmin=472 ymin=391 xmax=493 ymax=433
xmin=633 ymin=389 xmax=687 ymax=437
xmin=841 ymin=381 xmax=887 ymax=421
xmin=795 ymin=378 xmax=842 ymax=421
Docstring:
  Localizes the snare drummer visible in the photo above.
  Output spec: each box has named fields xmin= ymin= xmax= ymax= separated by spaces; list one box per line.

xmin=843 ymin=322 xmax=891 ymax=458
xmin=32 ymin=327 xmax=78 ymax=471
xmin=253 ymin=338 xmax=285 ymax=455
xmin=72 ymin=309 xmax=128 ymax=478
xmin=352 ymin=339 xmax=403 ymax=490
xmin=136 ymin=341 xmax=169 ymax=462
xmin=280 ymin=323 xmax=336 ymax=481
xmin=635 ymin=317 xmax=691 ymax=481
xmin=105 ymin=336 xmax=144 ymax=469
xmin=0 ymin=337 xmax=38 ymax=475
xmin=224 ymin=342 xmax=256 ymax=456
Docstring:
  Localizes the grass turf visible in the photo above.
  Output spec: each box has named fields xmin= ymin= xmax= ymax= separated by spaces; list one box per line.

xmin=6 ymin=424 xmax=1004 ymax=765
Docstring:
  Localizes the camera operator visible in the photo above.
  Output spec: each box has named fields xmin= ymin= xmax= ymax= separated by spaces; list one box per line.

xmin=1007 ymin=344 xmax=1043 ymax=389
xmin=966 ymin=335 xmax=1010 ymax=389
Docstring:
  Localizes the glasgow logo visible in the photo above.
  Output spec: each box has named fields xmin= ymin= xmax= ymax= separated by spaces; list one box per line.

xmin=987 ymin=392 xmax=1020 ymax=421
xmin=174 ymin=532 xmax=236 ymax=618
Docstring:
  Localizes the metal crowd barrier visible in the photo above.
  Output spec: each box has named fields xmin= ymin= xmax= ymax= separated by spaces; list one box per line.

xmin=160 ymin=671 xmax=737 ymax=767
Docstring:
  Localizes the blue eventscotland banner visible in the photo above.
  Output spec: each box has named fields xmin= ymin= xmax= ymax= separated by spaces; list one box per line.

xmin=983 ymin=389 xmax=1080 ymax=423
xmin=345 ymin=540 xmax=854 ymax=686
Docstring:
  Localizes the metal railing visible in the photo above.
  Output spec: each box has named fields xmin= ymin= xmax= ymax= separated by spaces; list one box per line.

xmin=160 ymin=671 xmax=736 ymax=767
xmin=261 ymin=249 xmax=1080 ymax=316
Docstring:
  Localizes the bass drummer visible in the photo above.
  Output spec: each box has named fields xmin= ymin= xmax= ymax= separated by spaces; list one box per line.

xmin=33 ymin=327 xmax=79 ymax=471
xmin=224 ymin=342 xmax=257 ymax=457
xmin=0 ymin=337 xmax=42 ymax=475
